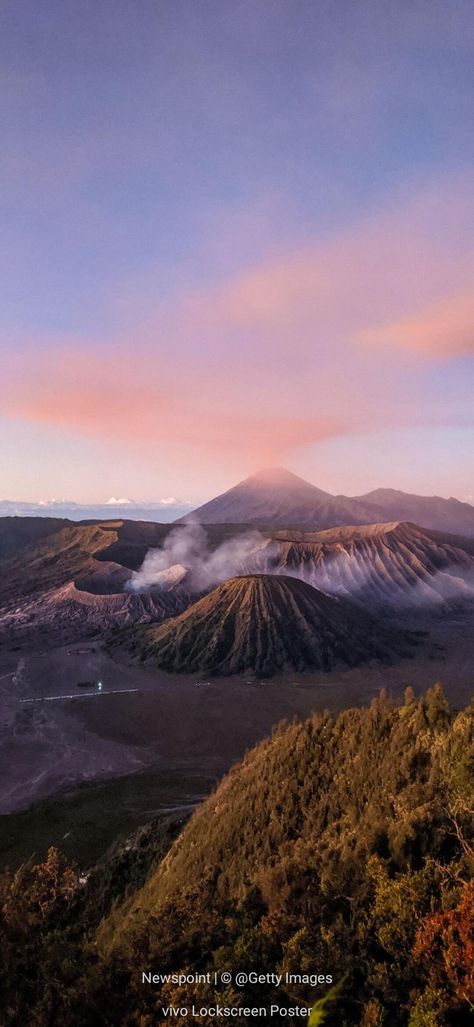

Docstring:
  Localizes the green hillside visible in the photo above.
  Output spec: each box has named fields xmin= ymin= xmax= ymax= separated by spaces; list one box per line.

xmin=1 ymin=687 xmax=473 ymax=1026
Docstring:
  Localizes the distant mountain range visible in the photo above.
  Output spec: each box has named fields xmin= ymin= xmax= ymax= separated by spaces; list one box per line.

xmin=355 ymin=486 xmax=474 ymax=535
xmin=180 ymin=467 xmax=474 ymax=536
xmin=0 ymin=499 xmax=192 ymax=523
xmin=3 ymin=469 xmax=473 ymax=535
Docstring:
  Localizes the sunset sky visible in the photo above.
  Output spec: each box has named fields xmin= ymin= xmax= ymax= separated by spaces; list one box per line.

xmin=1 ymin=0 xmax=473 ymax=504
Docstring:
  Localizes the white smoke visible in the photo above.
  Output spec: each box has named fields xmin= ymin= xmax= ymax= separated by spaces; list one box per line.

xmin=127 ymin=522 xmax=474 ymax=612
xmin=286 ymin=555 xmax=474 ymax=609
xmin=127 ymin=522 xmax=271 ymax=593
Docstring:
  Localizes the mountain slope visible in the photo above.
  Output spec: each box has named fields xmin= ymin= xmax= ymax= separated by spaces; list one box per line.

xmin=0 ymin=520 xmax=272 ymax=642
xmin=179 ymin=467 xmax=383 ymax=529
xmin=1 ymin=579 xmax=192 ymax=636
xmin=96 ymin=690 xmax=473 ymax=1027
xmin=181 ymin=467 xmax=474 ymax=535
xmin=2 ymin=515 xmax=472 ymax=648
xmin=0 ymin=519 xmax=262 ymax=606
xmin=0 ymin=521 xmax=165 ymax=605
xmin=110 ymin=573 xmax=414 ymax=675
xmin=3 ymin=692 xmax=471 ymax=1027
xmin=255 ymin=521 xmax=474 ymax=609
xmin=0 ymin=515 xmax=70 ymax=561
xmin=356 ymin=487 xmax=474 ymax=536
xmin=104 ymin=689 xmax=471 ymax=931
xmin=0 ymin=522 xmax=195 ymax=641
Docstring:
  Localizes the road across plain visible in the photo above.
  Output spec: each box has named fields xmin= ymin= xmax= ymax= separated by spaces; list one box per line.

xmin=20 ymin=688 xmax=140 ymax=703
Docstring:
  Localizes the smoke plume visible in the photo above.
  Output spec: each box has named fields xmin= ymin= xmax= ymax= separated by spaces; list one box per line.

xmin=127 ymin=522 xmax=474 ymax=611
xmin=127 ymin=522 xmax=271 ymax=593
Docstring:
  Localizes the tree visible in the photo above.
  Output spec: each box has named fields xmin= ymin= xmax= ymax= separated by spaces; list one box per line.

xmin=413 ymin=879 xmax=474 ymax=1013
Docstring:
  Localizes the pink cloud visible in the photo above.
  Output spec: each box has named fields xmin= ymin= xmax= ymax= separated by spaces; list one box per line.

xmin=4 ymin=342 xmax=342 ymax=466
xmin=2 ymin=174 xmax=473 ymax=470
xmin=360 ymin=285 xmax=474 ymax=357
xmin=193 ymin=179 xmax=472 ymax=351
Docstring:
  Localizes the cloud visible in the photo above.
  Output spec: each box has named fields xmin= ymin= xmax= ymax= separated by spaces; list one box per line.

xmin=1 ymin=175 xmax=473 ymax=472
xmin=360 ymin=286 xmax=474 ymax=357
xmin=3 ymin=339 xmax=343 ymax=464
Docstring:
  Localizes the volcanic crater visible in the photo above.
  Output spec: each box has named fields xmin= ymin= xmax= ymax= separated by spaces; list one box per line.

xmin=110 ymin=573 xmax=417 ymax=676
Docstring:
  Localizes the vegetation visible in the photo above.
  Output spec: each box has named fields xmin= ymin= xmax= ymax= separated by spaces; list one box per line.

xmin=0 ymin=686 xmax=472 ymax=1026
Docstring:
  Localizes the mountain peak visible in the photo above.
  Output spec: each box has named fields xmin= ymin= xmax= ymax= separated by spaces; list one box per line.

xmin=245 ymin=467 xmax=311 ymax=487
xmin=112 ymin=573 xmax=409 ymax=676
xmin=178 ymin=467 xmax=373 ymax=527
xmin=178 ymin=470 xmax=474 ymax=535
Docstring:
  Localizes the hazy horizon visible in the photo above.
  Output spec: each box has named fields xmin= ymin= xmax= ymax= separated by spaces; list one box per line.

xmin=1 ymin=462 xmax=473 ymax=512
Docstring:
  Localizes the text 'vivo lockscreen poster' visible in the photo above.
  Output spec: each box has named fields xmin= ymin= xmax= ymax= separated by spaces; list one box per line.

xmin=0 ymin=3 xmax=473 ymax=1025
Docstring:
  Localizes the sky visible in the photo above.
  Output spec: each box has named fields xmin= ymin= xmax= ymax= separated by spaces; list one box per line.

xmin=0 ymin=0 xmax=473 ymax=505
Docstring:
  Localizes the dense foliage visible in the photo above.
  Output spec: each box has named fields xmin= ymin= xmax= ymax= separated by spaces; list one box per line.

xmin=1 ymin=686 xmax=472 ymax=1026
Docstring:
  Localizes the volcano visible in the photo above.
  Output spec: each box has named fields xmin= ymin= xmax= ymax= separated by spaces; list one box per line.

xmin=178 ymin=467 xmax=382 ymax=529
xmin=112 ymin=573 xmax=414 ymax=676
xmin=179 ymin=467 xmax=474 ymax=535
